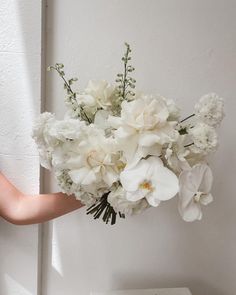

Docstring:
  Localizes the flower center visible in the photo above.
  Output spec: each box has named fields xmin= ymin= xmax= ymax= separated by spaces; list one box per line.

xmin=139 ymin=181 xmax=154 ymax=191
xmin=86 ymin=150 xmax=103 ymax=167
xmin=193 ymin=191 xmax=206 ymax=203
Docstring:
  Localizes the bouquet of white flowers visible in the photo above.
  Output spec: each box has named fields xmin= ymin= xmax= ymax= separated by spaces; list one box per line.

xmin=32 ymin=43 xmax=225 ymax=225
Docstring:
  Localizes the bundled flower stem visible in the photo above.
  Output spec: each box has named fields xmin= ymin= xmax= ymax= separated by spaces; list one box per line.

xmin=86 ymin=193 xmax=125 ymax=225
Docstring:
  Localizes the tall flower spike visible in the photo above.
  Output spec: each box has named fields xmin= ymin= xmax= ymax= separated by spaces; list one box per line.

xmin=48 ymin=63 xmax=91 ymax=123
xmin=116 ymin=42 xmax=136 ymax=102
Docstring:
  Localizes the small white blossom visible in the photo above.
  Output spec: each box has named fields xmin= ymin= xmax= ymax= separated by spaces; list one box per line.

xmin=188 ymin=122 xmax=218 ymax=154
xmin=55 ymin=169 xmax=80 ymax=195
xmin=178 ymin=163 xmax=213 ymax=222
xmin=162 ymin=96 xmax=181 ymax=121
xmin=108 ymin=185 xmax=149 ymax=215
xmin=195 ymin=93 xmax=224 ymax=127
xmin=120 ymin=156 xmax=179 ymax=207
xmin=165 ymin=135 xmax=190 ymax=173
xmin=55 ymin=169 xmax=108 ymax=206
xmin=32 ymin=112 xmax=57 ymax=169
xmin=77 ymin=80 xmax=115 ymax=112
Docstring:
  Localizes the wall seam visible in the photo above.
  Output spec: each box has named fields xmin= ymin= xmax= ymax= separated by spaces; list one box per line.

xmin=37 ymin=0 xmax=47 ymax=294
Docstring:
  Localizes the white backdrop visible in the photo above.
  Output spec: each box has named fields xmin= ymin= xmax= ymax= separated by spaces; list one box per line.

xmin=43 ymin=1 xmax=236 ymax=295
xmin=0 ymin=1 xmax=42 ymax=294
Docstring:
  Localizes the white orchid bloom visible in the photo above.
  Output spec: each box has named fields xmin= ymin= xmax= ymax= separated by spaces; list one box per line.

xmin=178 ymin=163 xmax=213 ymax=222
xmin=120 ymin=156 xmax=179 ymax=207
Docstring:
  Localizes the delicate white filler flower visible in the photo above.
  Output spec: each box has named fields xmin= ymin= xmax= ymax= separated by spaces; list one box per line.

xmin=55 ymin=169 xmax=98 ymax=206
xmin=165 ymin=135 xmax=190 ymax=174
xmin=109 ymin=94 xmax=178 ymax=167
xmin=178 ymin=163 xmax=213 ymax=222
xmin=120 ymin=156 xmax=179 ymax=207
xmin=195 ymin=93 xmax=224 ymax=127
xmin=108 ymin=185 xmax=149 ymax=215
xmin=188 ymin=122 xmax=218 ymax=154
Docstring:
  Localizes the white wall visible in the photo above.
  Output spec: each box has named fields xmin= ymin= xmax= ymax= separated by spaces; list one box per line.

xmin=43 ymin=1 xmax=236 ymax=295
xmin=0 ymin=1 xmax=43 ymax=294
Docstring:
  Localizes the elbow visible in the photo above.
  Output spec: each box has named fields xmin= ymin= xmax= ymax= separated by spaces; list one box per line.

xmin=0 ymin=196 xmax=34 ymax=226
xmin=1 ymin=214 xmax=30 ymax=225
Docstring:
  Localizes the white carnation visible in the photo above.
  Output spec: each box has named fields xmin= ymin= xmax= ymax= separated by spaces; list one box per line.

xmin=195 ymin=93 xmax=224 ymax=127
xmin=48 ymin=118 xmax=86 ymax=142
xmin=189 ymin=122 xmax=218 ymax=154
xmin=108 ymin=185 xmax=149 ymax=215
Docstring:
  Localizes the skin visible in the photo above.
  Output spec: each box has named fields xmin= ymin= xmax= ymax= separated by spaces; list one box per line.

xmin=0 ymin=172 xmax=84 ymax=225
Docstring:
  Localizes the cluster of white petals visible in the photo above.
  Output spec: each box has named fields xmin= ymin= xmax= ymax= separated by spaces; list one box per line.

xmin=77 ymin=80 xmax=115 ymax=114
xmin=108 ymin=185 xmax=149 ymax=215
xmin=188 ymin=122 xmax=218 ymax=154
xmin=32 ymin=112 xmax=57 ymax=169
xmin=109 ymin=94 xmax=179 ymax=167
xmin=120 ymin=156 xmax=179 ymax=207
xmin=178 ymin=163 xmax=213 ymax=222
xmin=195 ymin=93 xmax=224 ymax=127
xmin=165 ymin=135 xmax=190 ymax=174
xmin=52 ymin=124 xmax=120 ymax=195
xmin=33 ymin=70 xmax=224 ymax=224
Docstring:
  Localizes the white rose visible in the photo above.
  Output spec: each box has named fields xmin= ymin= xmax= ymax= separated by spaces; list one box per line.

xmin=51 ymin=125 xmax=120 ymax=194
xmin=195 ymin=93 xmax=224 ymax=127
xmin=109 ymin=94 xmax=179 ymax=167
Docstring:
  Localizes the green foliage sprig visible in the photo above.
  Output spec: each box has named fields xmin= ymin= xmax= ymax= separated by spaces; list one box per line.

xmin=47 ymin=63 xmax=91 ymax=123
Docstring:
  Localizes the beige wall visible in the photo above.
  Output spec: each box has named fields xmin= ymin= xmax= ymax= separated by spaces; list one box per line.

xmin=43 ymin=1 xmax=236 ymax=295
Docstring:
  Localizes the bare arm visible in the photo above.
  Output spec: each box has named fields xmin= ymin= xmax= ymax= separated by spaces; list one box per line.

xmin=0 ymin=172 xmax=84 ymax=225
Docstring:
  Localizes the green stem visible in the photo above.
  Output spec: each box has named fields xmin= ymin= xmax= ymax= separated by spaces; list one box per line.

xmin=51 ymin=66 xmax=91 ymax=124
xmin=179 ymin=114 xmax=195 ymax=123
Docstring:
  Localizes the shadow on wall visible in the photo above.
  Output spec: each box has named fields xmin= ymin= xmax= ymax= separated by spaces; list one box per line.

xmin=0 ymin=0 xmax=41 ymax=157
xmin=0 ymin=220 xmax=36 ymax=295
xmin=0 ymin=1 xmax=42 ymax=295
xmin=41 ymin=207 xmax=228 ymax=295
xmin=110 ymin=273 xmax=224 ymax=295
